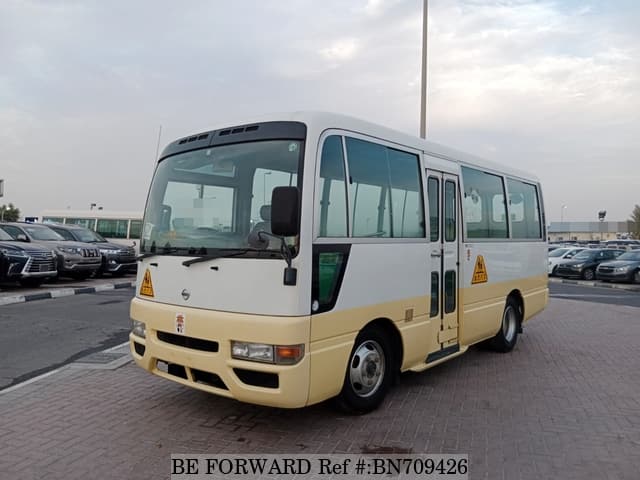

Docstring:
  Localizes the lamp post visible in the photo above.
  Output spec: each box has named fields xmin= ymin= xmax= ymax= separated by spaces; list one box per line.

xmin=598 ymin=210 xmax=606 ymax=241
xmin=420 ymin=0 xmax=429 ymax=139
xmin=561 ymin=205 xmax=567 ymax=223
xmin=263 ymin=172 xmax=272 ymax=205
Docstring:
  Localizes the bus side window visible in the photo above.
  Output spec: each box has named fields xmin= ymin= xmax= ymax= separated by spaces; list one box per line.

xmin=318 ymin=136 xmax=347 ymax=237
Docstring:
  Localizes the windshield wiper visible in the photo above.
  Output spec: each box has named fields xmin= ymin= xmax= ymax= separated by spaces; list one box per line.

xmin=182 ymin=249 xmax=261 ymax=267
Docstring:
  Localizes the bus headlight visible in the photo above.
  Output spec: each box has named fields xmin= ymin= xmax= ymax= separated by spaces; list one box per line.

xmin=132 ymin=320 xmax=146 ymax=338
xmin=231 ymin=341 xmax=304 ymax=365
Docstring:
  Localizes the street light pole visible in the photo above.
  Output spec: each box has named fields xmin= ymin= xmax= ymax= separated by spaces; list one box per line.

xmin=561 ymin=205 xmax=567 ymax=223
xmin=420 ymin=0 xmax=428 ymax=139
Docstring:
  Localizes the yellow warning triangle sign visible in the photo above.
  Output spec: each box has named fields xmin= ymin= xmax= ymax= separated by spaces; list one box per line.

xmin=140 ymin=269 xmax=155 ymax=297
xmin=471 ymin=255 xmax=488 ymax=284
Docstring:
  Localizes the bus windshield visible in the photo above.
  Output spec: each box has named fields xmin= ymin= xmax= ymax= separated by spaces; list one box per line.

xmin=141 ymin=139 xmax=303 ymax=255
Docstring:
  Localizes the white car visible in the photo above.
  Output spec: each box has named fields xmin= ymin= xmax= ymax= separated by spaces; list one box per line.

xmin=548 ymin=247 xmax=585 ymax=276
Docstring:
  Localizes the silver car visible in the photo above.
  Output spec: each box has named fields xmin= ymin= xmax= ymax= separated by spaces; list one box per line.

xmin=0 ymin=222 xmax=101 ymax=280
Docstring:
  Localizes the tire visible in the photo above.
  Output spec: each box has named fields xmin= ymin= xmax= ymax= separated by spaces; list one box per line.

xmin=489 ymin=297 xmax=520 ymax=353
xmin=334 ymin=327 xmax=393 ymax=414
xmin=634 ymin=270 xmax=640 ymax=285
xmin=582 ymin=268 xmax=595 ymax=281
xmin=550 ymin=266 xmax=557 ymax=277
xmin=19 ymin=278 xmax=44 ymax=288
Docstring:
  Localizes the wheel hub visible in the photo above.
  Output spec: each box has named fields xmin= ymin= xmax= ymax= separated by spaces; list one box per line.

xmin=349 ymin=340 xmax=385 ymax=397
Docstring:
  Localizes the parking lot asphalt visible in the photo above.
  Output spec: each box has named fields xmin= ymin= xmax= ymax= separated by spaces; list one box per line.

xmin=1 ymin=297 xmax=639 ymax=480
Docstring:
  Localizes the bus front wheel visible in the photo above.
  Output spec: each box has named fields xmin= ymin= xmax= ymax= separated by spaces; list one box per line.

xmin=335 ymin=327 xmax=392 ymax=414
xmin=490 ymin=297 xmax=520 ymax=353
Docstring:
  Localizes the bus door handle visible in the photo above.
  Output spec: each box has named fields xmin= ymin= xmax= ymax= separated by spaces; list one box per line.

xmin=431 ymin=251 xmax=442 ymax=258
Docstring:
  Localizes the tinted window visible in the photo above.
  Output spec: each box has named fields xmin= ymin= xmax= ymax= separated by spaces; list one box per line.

xmin=129 ymin=220 xmax=142 ymax=239
xmin=444 ymin=271 xmax=456 ymax=313
xmin=345 ymin=138 xmax=424 ymax=238
xmin=1 ymin=225 xmax=23 ymax=239
xmin=96 ymin=219 xmax=129 ymax=239
xmin=461 ymin=167 xmax=508 ymax=239
xmin=66 ymin=218 xmax=97 ymax=230
xmin=444 ymin=180 xmax=456 ymax=242
xmin=507 ymin=179 xmax=542 ymax=239
xmin=427 ymin=177 xmax=439 ymax=242
xmin=23 ymin=226 xmax=64 ymax=241
xmin=50 ymin=228 xmax=75 ymax=241
xmin=618 ymin=252 xmax=640 ymax=261
xmin=317 ymin=136 xmax=347 ymax=237
xmin=0 ymin=228 xmax=14 ymax=241
xmin=430 ymin=272 xmax=439 ymax=317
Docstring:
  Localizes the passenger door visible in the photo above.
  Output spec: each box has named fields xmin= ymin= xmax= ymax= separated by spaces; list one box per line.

xmin=426 ymin=170 xmax=460 ymax=357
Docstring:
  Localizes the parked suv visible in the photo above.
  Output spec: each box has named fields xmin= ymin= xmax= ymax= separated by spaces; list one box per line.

xmin=0 ymin=228 xmax=57 ymax=287
xmin=0 ymin=222 xmax=101 ymax=280
xmin=46 ymin=223 xmax=136 ymax=276
xmin=555 ymin=248 xmax=625 ymax=280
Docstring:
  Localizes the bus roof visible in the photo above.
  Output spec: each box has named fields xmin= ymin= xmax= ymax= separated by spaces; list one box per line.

xmin=167 ymin=111 xmax=541 ymax=184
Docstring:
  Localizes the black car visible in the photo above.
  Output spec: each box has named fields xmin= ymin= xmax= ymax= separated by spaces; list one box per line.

xmin=46 ymin=223 xmax=136 ymax=276
xmin=0 ymin=228 xmax=57 ymax=287
xmin=596 ymin=251 xmax=640 ymax=284
xmin=555 ymin=249 xmax=625 ymax=280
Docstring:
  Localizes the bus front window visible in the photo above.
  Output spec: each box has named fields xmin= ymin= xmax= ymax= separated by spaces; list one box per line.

xmin=141 ymin=140 xmax=303 ymax=256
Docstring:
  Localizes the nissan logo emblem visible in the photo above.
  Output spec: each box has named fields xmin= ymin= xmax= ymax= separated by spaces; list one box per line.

xmin=181 ymin=289 xmax=191 ymax=301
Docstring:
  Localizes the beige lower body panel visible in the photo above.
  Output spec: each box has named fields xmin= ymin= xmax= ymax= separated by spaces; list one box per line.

xmin=130 ymin=298 xmax=311 ymax=408
xmin=459 ymin=275 xmax=548 ymax=346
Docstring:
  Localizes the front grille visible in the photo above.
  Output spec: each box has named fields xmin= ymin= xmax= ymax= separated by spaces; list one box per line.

xmin=117 ymin=248 xmax=136 ymax=260
xmin=156 ymin=331 xmax=219 ymax=352
xmin=26 ymin=251 xmax=56 ymax=273
xmin=598 ymin=267 xmax=613 ymax=273
xmin=81 ymin=248 xmax=100 ymax=258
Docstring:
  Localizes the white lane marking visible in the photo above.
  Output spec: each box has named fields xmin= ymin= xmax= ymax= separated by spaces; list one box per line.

xmin=0 ymin=368 xmax=62 ymax=395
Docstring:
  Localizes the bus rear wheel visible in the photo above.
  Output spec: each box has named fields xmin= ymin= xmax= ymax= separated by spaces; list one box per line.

xmin=490 ymin=297 xmax=520 ymax=353
xmin=335 ymin=327 xmax=392 ymax=414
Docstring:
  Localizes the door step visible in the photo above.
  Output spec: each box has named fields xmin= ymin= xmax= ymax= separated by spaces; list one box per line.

xmin=426 ymin=344 xmax=460 ymax=363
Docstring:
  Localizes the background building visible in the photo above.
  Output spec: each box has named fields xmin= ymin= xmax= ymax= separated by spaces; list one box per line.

xmin=548 ymin=221 xmax=636 ymax=242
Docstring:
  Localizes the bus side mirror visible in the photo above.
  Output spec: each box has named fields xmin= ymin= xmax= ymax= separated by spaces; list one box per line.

xmin=16 ymin=234 xmax=29 ymax=242
xmin=271 ymin=186 xmax=299 ymax=237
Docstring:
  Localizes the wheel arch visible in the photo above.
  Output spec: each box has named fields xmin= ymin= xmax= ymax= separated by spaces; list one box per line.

xmin=506 ymin=289 xmax=524 ymax=332
xmin=361 ymin=318 xmax=403 ymax=376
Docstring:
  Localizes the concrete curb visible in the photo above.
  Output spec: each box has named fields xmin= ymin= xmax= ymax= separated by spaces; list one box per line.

xmin=0 ymin=281 xmax=136 ymax=307
xmin=548 ymin=277 xmax=640 ymax=292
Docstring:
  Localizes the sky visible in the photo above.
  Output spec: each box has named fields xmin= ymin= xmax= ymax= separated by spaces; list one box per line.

xmin=1 ymin=0 xmax=639 ymax=223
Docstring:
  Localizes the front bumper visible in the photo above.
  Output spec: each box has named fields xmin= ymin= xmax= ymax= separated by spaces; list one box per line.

xmin=5 ymin=255 xmax=57 ymax=280
xmin=58 ymin=256 xmax=101 ymax=273
xmin=596 ymin=271 xmax=633 ymax=282
xmin=555 ymin=267 xmax=583 ymax=278
xmin=129 ymin=297 xmax=311 ymax=408
xmin=104 ymin=258 xmax=137 ymax=273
